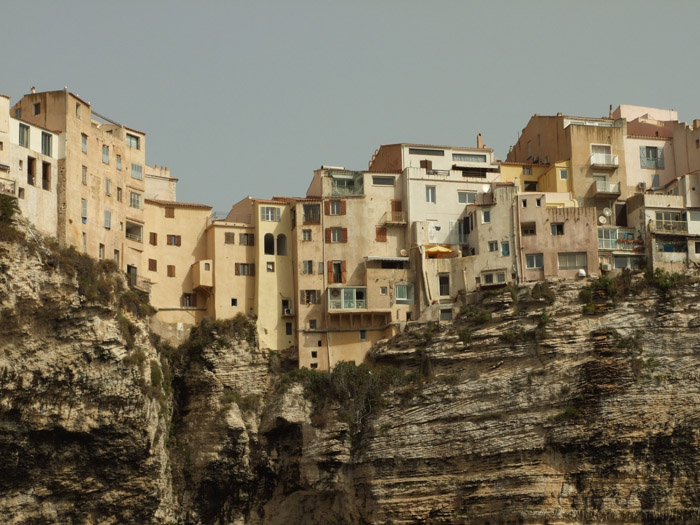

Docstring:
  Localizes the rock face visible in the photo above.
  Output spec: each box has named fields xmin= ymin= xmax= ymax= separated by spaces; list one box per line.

xmin=3 ymin=228 xmax=700 ymax=524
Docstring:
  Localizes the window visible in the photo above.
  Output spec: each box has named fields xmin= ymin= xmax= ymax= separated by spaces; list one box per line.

xmin=41 ymin=162 xmax=50 ymax=190
xmin=98 ymin=244 xmax=104 ymax=260
xmin=372 ymin=175 xmax=395 ymax=185
xmin=105 ymin=178 xmax=112 ymax=196
xmin=264 ymin=233 xmax=275 ymax=254
xmin=19 ymin=124 xmax=29 ymax=148
xmin=380 ymin=286 xmax=387 ymax=296
xmin=168 ymin=265 xmax=176 ymax=277
xmin=81 ymin=134 xmax=87 ymax=153
xmin=33 ymin=102 xmax=40 ymax=115
xmin=522 ymin=167 xmax=532 ymax=175
xmin=696 ymin=139 xmax=700 ymax=149
xmin=129 ymin=192 xmax=142 ymax=209
xmin=231 ymin=298 xmax=237 ymax=306
xmin=488 ymin=241 xmax=498 ymax=252
xmin=360 ymin=330 xmax=367 ymax=340
xmin=102 ymin=145 xmax=109 ymax=164
xmin=551 ymin=223 xmax=564 ymax=236
xmin=277 ymin=234 xmax=287 ymax=255
xmin=117 ymin=187 xmax=122 ymax=202
xmin=167 ymin=234 xmax=182 ymax=246
xmin=318 ymin=262 xmax=324 ymax=275
xmin=310 ymin=363 xmax=318 ymax=369
xmin=302 ymin=290 xmax=320 ymax=304
xmin=76 ymin=103 xmax=81 ymax=119
xmin=522 ymin=199 xmax=528 ymax=208
xmin=560 ymin=169 xmax=568 ymax=180
xmin=695 ymin=241 xmax=700 ymax=253
xmin=376 ymin=226 xmax=387 ymax=242
xmin=131 ymin=163 xmax=142 ymax=180
xmin=286 ymin=323 xmax=293 ymax=336
xmin=204 ymin=263 xmax=211 ymax=272
xmin=235 ymin=263 xmax=255 ymax=276
xmin=524 ymin=181 xmax=539 ymax=191
xmin=330 ymin=260 xmax=345 ymax=284
xmin=409 ymin=148 xmax=444 ymax=156
xmin=104 ymin=210 xmax=111 ymax=229
xmin=558 ymin=252 xmax=587 ymax=270
xmin=224 ymin=232 xmax=235 ymax=244
xmin=501 ymin=241 xmax=510 ymax=256
xmin=41 ymin=132 xmax=52 ymax=156
xmin=395 ymin=284 xmax=414 ymax=305
xmin=116 ymin=155 xmax=122 ymax=171
xmin=182 ymin=294 xmax=197 ymax=307
xmin=309 ymin=320 xmax=317 ymax=329
xmin=148 ymin=259 xmax=157 ymax=272
xmin=439 ymin=274 xmax=450 ymax=296
xmin=126 ymin=133 xmax=140 ymax=149
xmin=426 ymin=186 xmax=436 ymax=203
xmin=15 ymin=107 xmax=21 ymax=119
xmin=453 ymin=153 xmax=487 ymax=162
xmin=440 ymin=309 xmax=453 ymax=321
xmin=81 ymin=199 xmax=88 ymax=220
xmin=165 ymin=207 xmax=175 ymax=218
xmin=18 ymin=188 xmax=24 ymax=199
xmin=640 ymin=146 xmax=664 ymax=169
xmin=114 ymin=250 xmax=119 ymax=265
xmin=26 ymin=157 xmax=36 ymax=185
xmin=82 ymin=233 xmax=87 ymax=252
xmin=328 ymin=200 xmax=342 ymax=215
xmin=536 ymin=198 xmax=542 ymax=207
xmin=82 ymin=166 xmax=87 ymax=185
xmin=149 ymin=232 xmax=157 ymax=245
xmin=302 ymin=260 xmax=314 ymax=274
xmin=526 ymin=253 xmax=544 ymax=269
xmin=521 ymin=223 xmax=536 ymax=236
xmin=240 ymin=233 xmax=254 ymax=246
xmin=331 ymin=227 xmax=343 ymax=243
xmin=260 ymin=206 xmax=281 ymax=221
xmin=267 ymin=262 xmax=275 ymax=272
xmin=458 ymin=191 xmax=476 ymax=204
xmin=302 ymin=229 xmax=312 ymax=241
xmin=482 ymin=210 xmax=491 ymax=223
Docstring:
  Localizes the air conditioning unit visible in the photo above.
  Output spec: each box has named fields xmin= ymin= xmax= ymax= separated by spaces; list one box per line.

xmin=638 ymin=182 xmax=647 ymax=191
xmin=283 ymin=308 xmax=292 ymax=315
xmin=601 ymin=263 xmax=612 ymax=271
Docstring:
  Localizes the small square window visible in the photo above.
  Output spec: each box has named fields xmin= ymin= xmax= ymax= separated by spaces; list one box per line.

xmin=267 ymin=262 xmax=275 ymax=272
xmin=309 ymin=320 xmax=317 ymax=329
xmin=165 ymin=207 xmax=175 ymax=218
xmin=560 ymin=169 xmax=568 ymax=180
xmin=522 ymin=223 xmax=536 ymax=236
xmin=310 ymin=363 xmax=318 ymax=369
xmin=551 ymin=223 xmax=564 ymax=236
xmin=167 ymin=265 xmax=176 ymax=277
xmin=488 ymin=241 xmax=498 ymax=252
xmin=231 ymin=298 xmax=238 ymax=306
xmin=380 ymin=286 xmax=387 ymax=295
xmin=302 ymin=229 xmax=312 ymax=241
xmin=311 ymin=351 xmax=318 ymax=358
xmin=225 ymin=232 xmax=235 ymax=244
xmin=440 ymin=309 xmax=453 ymax=321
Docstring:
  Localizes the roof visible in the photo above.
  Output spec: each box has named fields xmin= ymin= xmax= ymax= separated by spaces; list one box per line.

xmin=365 ymin=256 xmax=409 ymax=262
xmin=499 ymin=161 xmax=552 ymax=167
xmin=145 ymin=198 xmax=212 ymax=210
xmin=379 ymin=142 xmax=494 ymax=153
xmin=250 ymin=198 xmax=288 ymax=205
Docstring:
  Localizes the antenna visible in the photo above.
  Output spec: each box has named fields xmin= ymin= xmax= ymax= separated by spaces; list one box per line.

xmin=603 ymin=207 xmax=612 ymax=217
xmin=482 ymin=184 xmax=490 ymax=193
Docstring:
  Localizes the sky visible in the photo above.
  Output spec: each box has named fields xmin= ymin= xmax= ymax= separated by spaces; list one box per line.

xmin=3 ymin=1 xmax=699 ymax=212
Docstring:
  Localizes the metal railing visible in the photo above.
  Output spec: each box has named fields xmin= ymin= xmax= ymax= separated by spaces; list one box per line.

xmin=125 ymin=231 xmax=143 ymax=242
xmin=381 ymin=211 xmax=407 ymax=224
xmin=590 ymin=153 xmax=619 ymax=166
xmin=426 ymin=169 xmax=450 ymax=177
xmin=303 ymin=213 xmax=320 ymax=224
xmin=595 ymin=181 xmax=620 ymax=194
xmin=651 ymin=220 xmax=688 ymax=233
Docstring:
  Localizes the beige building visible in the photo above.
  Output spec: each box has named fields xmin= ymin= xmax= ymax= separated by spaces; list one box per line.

xmin=11 ymin=89 xmax=148 ymax=283
xmin=143 ymin=199 xmax=212 ymax=340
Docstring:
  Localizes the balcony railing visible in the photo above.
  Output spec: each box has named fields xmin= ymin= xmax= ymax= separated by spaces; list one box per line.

xmin=381 ymin=211 xmax=407 ymax=224
xmin=594 ymin=181 xmax=621 ymax=195
xmin=303 ymin=213 xmax=320 ymax=224
xmin=0 ymin=178 xmax=16 ymax=196
xmin=590 ymin=153 xmax=619 ymax=166
xmin=426 ymin=169 xmax=450 ymax=177
xmin=651 ymin=220 xmax=688 ymax=234
xmin=125 ymin=231 xmax=143 ymax=242
xmin=329 ymin=298 xmax=366 ymax=310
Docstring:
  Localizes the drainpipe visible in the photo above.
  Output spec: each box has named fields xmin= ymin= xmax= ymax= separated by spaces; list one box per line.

xmin=321 ymin=187 xmax=332 ymax=370
xmin=514 ymin=192 xmax=525 ymax=283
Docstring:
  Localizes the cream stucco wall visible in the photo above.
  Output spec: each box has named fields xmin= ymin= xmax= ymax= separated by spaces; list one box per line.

xmin=623 ymin=137 xmax=675 ymax=190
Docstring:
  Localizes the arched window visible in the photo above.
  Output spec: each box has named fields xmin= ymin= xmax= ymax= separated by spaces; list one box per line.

xmin=264 ymin=233 xmax=274 ymax=255
xmin=276 ymin=234 xmax=287 ymax=256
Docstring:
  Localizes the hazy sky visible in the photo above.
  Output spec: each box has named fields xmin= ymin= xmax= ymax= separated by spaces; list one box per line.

xmin=3 ymin=1 xmax=699 ymax=212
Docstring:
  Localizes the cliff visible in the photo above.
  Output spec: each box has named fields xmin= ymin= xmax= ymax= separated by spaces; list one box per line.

xmin=3 ymin=215 xmax=700 ymax=524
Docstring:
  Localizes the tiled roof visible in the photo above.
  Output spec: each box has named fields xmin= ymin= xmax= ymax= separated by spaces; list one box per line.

xmin=145 ymin=198 xmax=212 ymax=209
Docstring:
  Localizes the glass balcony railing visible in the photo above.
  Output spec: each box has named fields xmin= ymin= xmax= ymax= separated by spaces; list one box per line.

xmin=590 ymin=153 xmax=619 ymax=166
xmin=594 ymin=181 xmax=621 ymax=194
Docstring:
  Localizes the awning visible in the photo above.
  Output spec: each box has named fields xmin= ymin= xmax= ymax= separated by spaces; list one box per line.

xmin=0 ymin=163 xmax=9 ymax=172
xmin=425 ymin=245 xmax=452 ymax=255
xmin=365 ymin=256 xmax=409 ymax=262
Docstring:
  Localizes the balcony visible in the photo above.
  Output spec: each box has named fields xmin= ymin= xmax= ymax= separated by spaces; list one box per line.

xmin=303 ymin=213 xmax=320 ymax=224
xmin=593 ymin=180 xmax=621 ymax=196
xmin=590 ymin=153 xmax=619 ymax=167
xmin=598 ymin=227 xmax=643 ymax=252
xmin=380 ymin=211 xmax=407 ymax=225
xmin=0 ymin=177 xmax=16 ymax=196
xmin=328 ymin=287 xmax=367 ymax=310
xmin=125 ymin=222 xmax=143 ymax=243
xmin=651 ymin=220 xmax=688 ymax=234
xmin=192 ymin=259 xmax=213 ymax=290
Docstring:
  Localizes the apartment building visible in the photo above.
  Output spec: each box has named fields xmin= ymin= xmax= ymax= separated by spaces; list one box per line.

xmin=0 ymin=95 xmax=61 ymax=236
xmin=11 ymin=89 xmax=147 ymax=280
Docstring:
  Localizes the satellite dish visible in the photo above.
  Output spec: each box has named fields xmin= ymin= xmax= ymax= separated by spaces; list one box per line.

xmin=400 ymin=249 xmax=408 ymax=256
xmin=603 ymin=207 xmax=612 ymax=217
xmin=598 ymin=215 xmax=607 ymax=224
xmin=482 ymin=184 xmax=490 ymax=193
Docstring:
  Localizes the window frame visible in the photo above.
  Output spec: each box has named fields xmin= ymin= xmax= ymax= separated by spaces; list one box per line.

xmin=526 ymin=253 xmax=544 ymax=269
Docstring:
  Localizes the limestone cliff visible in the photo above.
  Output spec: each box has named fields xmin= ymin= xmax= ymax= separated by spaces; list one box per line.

xmin=3 ymin=218 xmax=700 ymax=524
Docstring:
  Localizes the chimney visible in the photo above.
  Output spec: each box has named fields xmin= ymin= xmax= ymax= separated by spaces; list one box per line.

xmin=609 ymin=104 xmax=613 ymax=118
xmin=693 ymin=119 xmax=700 ymax=130
xmin=30 ymin=86 xmax=36 ymax=94
xmin=477 ymin=133 xmax=483 ymax=149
